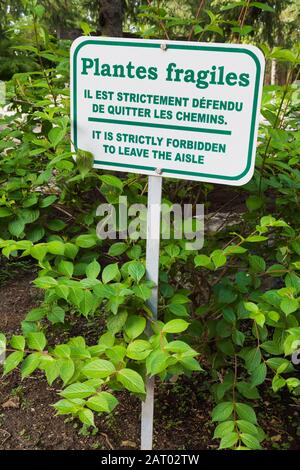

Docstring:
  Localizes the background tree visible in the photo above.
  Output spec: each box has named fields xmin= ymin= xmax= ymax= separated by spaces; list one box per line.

xmin=82 ymin=0 xmax=125 ymax=36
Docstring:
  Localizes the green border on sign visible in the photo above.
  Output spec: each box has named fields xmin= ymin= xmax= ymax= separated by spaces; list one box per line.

xmin=72 ymin=40 xmax=261 ymax=181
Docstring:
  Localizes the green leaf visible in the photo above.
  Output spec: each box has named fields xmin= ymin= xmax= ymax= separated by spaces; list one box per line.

xmin=237 ymin=420 xmax=259 ymax=436
xmin=117 ymin=368 xmax=145 ymax=394
xmin=79 ymin=290 xmax=95 ymax=317
xmin=86 ymin=391 xmax=118 ymax=413
xmin=232 ymin=330 xmax=245 ymax=346
xmin=240 ymin=433 xmax=262 ymax=450
xmin=108 ymin=242 xmax=128 ymax=256
xmin=64 ymin=243 xmax=79 ymax=260
xmin=244 ymin=302 xmax=259 ymax=314
xmin=81 ymin=359 xmax=116 ymax=379
xmin=266 ymin=357 xmax=290 ymax=371
xmin=54 ymin=345 xmax=71 ymax=360
xmin=212 ymin=402 xmax=234 ymax=422
xmin=48 ymin=127 xmax=66 ymax=148
xmin=59 ymin=359 xmax=75 ymax=385
xmin=68 ymin=287 xmax=84 ymax=307
xmin=75 ymin=234 xmax=97 ymax=248
xmin=251 ymin=363 xmax=267 ymax=387
xmin=217 ymin=287 xmax=237 ymax=304
xmin=102 ymin=263 xmax=119 ymax=284
xmin=55 ymin=285 xmax=69 ymax=301
xmin=251 ymin=2 xmax=275 ymax=13
xmin=0 ymin=207 xmax=12 ymax=217
xmin=86 ymin=259 xmax=101 ymax=279
xmin=76 ymin=149 xmax=94 ymax=178
xmin=246 ymin=195 xmax=263 ymax=211
xmin=133 ymin=283 xmax=152 ymax=301
xmin=128 ymin=261 xmax=145 ymax=283
xmin=164 ymin=340 xmax=193 ymax=353
xmin=8 ymin=218 xmax=25 ymax=237
xmin=21 ymin=352 xmax=41 ymax=378
xmin=99 ymin=174 xmax=123 ymax=190
xmin=272 ymin=375 xmax=286 ymax=392
xmin=20 ymin=208 xmax=39 ymax=224
xmin=194 ymin=254 xmax=211 ymax=267
xmin=47 ymin=219 xmax=67 ymax=232
xmin=162 ymin=319 xmax=189 ymax=334
xmin=165 ymin=244 xmax=180 ymax=258
xmin=249 ymin=255 xmax=266 ymax=273
xmin=194 ymin=25 xmax=203 ymax=34
xmin=237 ymin=381 xmax=260 ymax=399
xmin=213 ymin=421 xmax=235 ymax=439
xmin=60 ymin=382 xmax=96 ymax=399
xmin=27 ymin=332 xmax=47 ymax=351
xmin=261 ymin=340 xmax=282 ymax=355
xmin=280 ymin=298 xmax=298 ymax=315
xmin=286 ymin=377 xmax=300 ymax=389
xmin=271 ymin=49 xmax=296 ymax=62
xmin=146 ymin=350 xmax=169 ymax=375
xmin=80 ymin=21 xmax=95 ymax=35
xmin=78 ymin=408 xmax=95 ymax=427
xmin=224 ymin=245 xmax=247 ymax=255
xmin=171 ymin=294 xmax=190 ymax=304
xmin=231 ymin=25 xmax=253 ymax=36
xmin=211 ymin=250 xmax=227 ymax=269
xmin=22 ymin=199 xmax=39 ymax=216
xmin=68 ymin=335 xmax=89 ymax=354
xmin=30 ymin=244 xmax=48 ymax=262
xmin=47 ymin=241 xmax=65 ymax=255
xmin=39 ymin=195 xmax=57 ymax=208
xmin=126 ymin=245 xmax=142 ymax=259
xmin=236 ymin=403 xmax=257 ymax=424
xmin=179 ymin=356 xmax=202 ymax=371
xmin=167 ymin=303 xmax=188 ymax=317
xmin=107 ymin=311 xmax=128 ymax=334
xmin=106 ymin=345 xmax=126 ymax=364
xmin=33 ymin=276 xmax=58 ymax=289
xmin=58 ymin=260 xmax=74 ymax=278
xmin=53 ymin=398 xmax=83 ymax=415
xmin=80 ymin=278 xmax=100 ymax=289
xmin=25 ymin=307 xmax=47 ymax=322
xmin=3 ymin=351 xmax=24 ymax=374
xmin=246 ymin=235 xmax=268 ymax=243
xmin=48 ymin=306 xmax=65 ymax=324
xmin=244 ymin=348 xmax=262 ymax=372
xmin=124 ymin=315 xmax=146 ymax=339
xmin=267 ymin=264 xmax=286 ymax=277
xmin=219 ymin=432 xmax=239 ymax=449
xmin=99 ymin=331 xmax=115 ymax=347
xmin=126 ymin=340 xmax=152 ymax=360
xmin=45 ymin=360 xmax=60 ymax=385
xmin=34 ymin=4 xmax=45 ymax=18
xmin=10 ymin=335 xmax=25 ymax=351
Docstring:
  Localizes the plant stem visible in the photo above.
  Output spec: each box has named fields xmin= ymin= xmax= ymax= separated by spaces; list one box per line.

xmin=188 ymin=0 xmax=205 ymax=41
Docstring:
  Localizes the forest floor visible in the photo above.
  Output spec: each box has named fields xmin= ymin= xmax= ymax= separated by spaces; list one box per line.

xmin=0 ymin=269 xmax=299 ymax=451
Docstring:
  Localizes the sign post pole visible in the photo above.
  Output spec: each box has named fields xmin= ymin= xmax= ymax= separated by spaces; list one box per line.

xmin=141 ymin=173 xmax=163 ymax=450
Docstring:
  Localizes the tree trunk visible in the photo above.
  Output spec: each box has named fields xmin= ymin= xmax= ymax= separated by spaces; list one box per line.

xmin=98 ymin=0 xmax=124 ymax=37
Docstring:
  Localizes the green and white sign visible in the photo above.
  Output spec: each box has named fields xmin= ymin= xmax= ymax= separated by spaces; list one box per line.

xmin=71 ymin=37 xmax=265 ymax=185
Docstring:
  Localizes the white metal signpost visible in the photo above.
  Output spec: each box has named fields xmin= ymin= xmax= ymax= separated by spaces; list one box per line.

xmin=71 ymin=37 xmax=265 ymax=450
